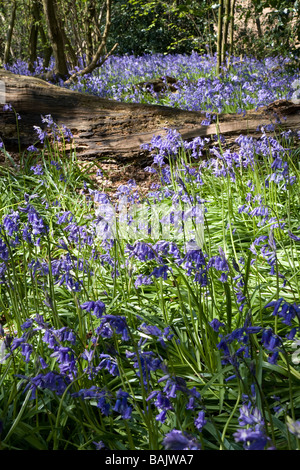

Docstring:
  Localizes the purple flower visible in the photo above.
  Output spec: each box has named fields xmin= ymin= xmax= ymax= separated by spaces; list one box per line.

xmin=3 ymin=211 xmax=20 ymax=237
xmin=80 ymin=299 xmax=106 ymax=318
xmin=194 ymin=410 xmax=207 ymax=431
xmin=21 ymin=343 xmax=33 ymax=362
xmin=163 ymin=430 xmax=201 ymax=450
xmin=3 ymin=103 xmax=12 ymax=112
xmin=93 ymin=441 xmax=106 ymax=450
xmin=17 ymin=371 xmax=70 ymax=399
xmin=287 ymin=418 xmax=300 ymax=438
xmin=113 ymin=389 xmax=132 ymax=419
xmin=150 ymin=264 xmax=169 ymax=280
xmin=209 ymin=318 xmax=225 ymax=332
xmin=33 ymin=125 xmax=48 ymax=144
xmin=27 ymin=145 xmax=38 ymax=152
xmin=30 ymin=164 xmax=44 ymax=175
xmin=233 ymin=427 xmax=269 ymax=450
xmin=265 ymin=298 xmax=300 ymax=326
xmin=288 ymin=230 xmax=300 ymax=242
xmin=96 ymin=315 xmax=130 ymax=341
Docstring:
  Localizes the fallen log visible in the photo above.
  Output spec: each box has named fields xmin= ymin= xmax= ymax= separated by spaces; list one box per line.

xmin=1 ymin=70 xmax=300 ymax=161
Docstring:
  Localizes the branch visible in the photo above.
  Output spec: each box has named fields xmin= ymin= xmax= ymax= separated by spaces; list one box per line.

xmin=64 ymin=0 xmax=113 ymax=84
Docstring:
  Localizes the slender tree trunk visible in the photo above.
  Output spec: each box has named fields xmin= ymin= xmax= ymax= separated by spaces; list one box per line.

xmin=216 ymin=0 xmax=224 ymax=75
xmin=85 ymin=0 xmax=95 ymax=64
xmin=60 ymin=26 xmax=78 ymax=69
xmin=28 ymin=0 xmax=41 ymax=73
xmin=4 ymin=0 xmax=17 ymax=64
xmin=221 ymin=0 xmax=231 ymax=66
xmin=42 ymin=0 xmax=69 ymax=78
xmin=28 ymin=24 xmax=38 ymax=73
xmin=39 ymin=26 xmax=53 ymax=70
xmin=229 ymin=0 xmax=236 ymax=56
xmin=30 ymin=0 xmax=53 ymax=69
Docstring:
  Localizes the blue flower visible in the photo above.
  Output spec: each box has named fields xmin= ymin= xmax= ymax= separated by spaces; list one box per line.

xmin=113 ymin=389 xmax=132 ymax=420
xmin=2 ymin=211 xmax=20 ymax=237
xmin=288 ymin=230 xmax=300 ymax=242
xmin=96 ymin=315 xmax=130 ymax=341
xmin=287 ymin=417 xmax=300 ymax=438
xmin=30 ymin=164 xmax=44 ymax=175
xmin=163 ymin=430 xmax=201 ymax=450
xmin=80 ymin=299 xmax=106 ymax=318
xmin=209 ymin=318 xmax=225 ymax=332
xmin=194 ymin=410 xmax=207 ymax=431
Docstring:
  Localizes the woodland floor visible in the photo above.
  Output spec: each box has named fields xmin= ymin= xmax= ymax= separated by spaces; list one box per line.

xmin=0 ymin=149 xmax=160 ymax=202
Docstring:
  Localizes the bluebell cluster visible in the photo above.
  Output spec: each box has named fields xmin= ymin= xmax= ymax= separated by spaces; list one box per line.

xmin=1 ymin=55 xmax=300 ymax=449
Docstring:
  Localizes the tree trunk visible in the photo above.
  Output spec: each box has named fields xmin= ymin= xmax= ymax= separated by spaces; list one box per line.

xmin=28 ymin=1 xmax=40 ymax=73
xmin=33 ymin=2 xmax=53 ymax=70
xmin=229 ymin=0 xmax=236 ymax=57
xmin=216 ymin=0 xmax=224 ymax=75
xmin=221 ymin=0 xmax=231 ymax=66
xmin=3 ymin=0 xmax=17 ymax=65
xmin=42 ymin=0 xmax=69 ymax=78
xmin=1 ymin=70 xmax=300 ymax=161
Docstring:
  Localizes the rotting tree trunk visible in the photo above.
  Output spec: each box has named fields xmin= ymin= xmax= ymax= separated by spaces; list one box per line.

xmin=1 ymin=70 xmax=300 ymax=162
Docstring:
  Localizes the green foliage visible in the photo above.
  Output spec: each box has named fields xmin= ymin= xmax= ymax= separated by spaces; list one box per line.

xmin=108 ymin=0 xmax=211 ymax=55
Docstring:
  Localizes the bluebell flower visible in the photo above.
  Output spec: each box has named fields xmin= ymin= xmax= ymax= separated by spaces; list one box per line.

xmin=0 ymin=238 xmax=9 ymax=261
xmin=96 ymin=315 xmax=130 ymax=341
xmin=3 ymin=103 xmax=13 ymax=112
xmin=163 ymin=429 xmax=201 ymax=450
xmin=2 ymin=211 xmax=20 ymax=237
xmin=50 ymin=346 xmax=77 ymax=378
xmin=209 ymin=318 xmax=225 ymax=332
xmin=30 ymin=164 xmax=44 ymax=175
xmin=288 ymin=230 xmax=300 ymax=242
xmin=33 ymin=125 xmax=48 ymax=144
xmin=265 ymin=298 xmax=300 ymax=326
xmin=134 ymin=274 xmax=153 ymax=288
xmin=194 ymin=410 xmax=207 ymax=431
xmin=20 ymin=342 xmax=33 ymax=362
xmin=113 ymin=389 xmax=132 ymax=419
xmin=150 ymin=264 xmax=169 ymax=280
xmin=17 ymin=371 xmax=70 ymax=399
xmin=97 ymin=354 xmax=119 ymax=376
xmin=93 ymin=441 xmax=106 ymax=450
xmin=287 ymin=417 xmax=300 ymax=438
xmin=80 ymin=299 xmax=106 ymax=318
xmin=233 ymin=426 xmax=269 ymax=450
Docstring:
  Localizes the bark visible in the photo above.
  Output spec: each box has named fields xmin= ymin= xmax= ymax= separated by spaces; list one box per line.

xmin=216 ymin=0 xmax=224 ymax=75
xmin=42 ymin=0 xmax=69 ymax=78
xmin=3 ymin=0 xmax=17 ymax=65
xmin=34 ymin=2 xmax=53 ymax=70
xmin=1 ymin=70 xmax=300 ymax=162
xmin=84 ymin=0 xmax=96 ymax=63
xmin=221 ymin=0 xmax=231 ymax=65
xmin=28 ymin=0 xmax=40 ymax=73
xmin=229 ymin=0 xmax=236 ymax=57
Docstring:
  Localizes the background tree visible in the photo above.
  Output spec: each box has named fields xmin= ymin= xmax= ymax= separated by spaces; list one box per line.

xmin=3 ymin=0 xmax=17 ymax=65
xmin=0 ymin=0 xmax=299 ymax=76
xmin=42 ymin=0 xmax=69 ymax=77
